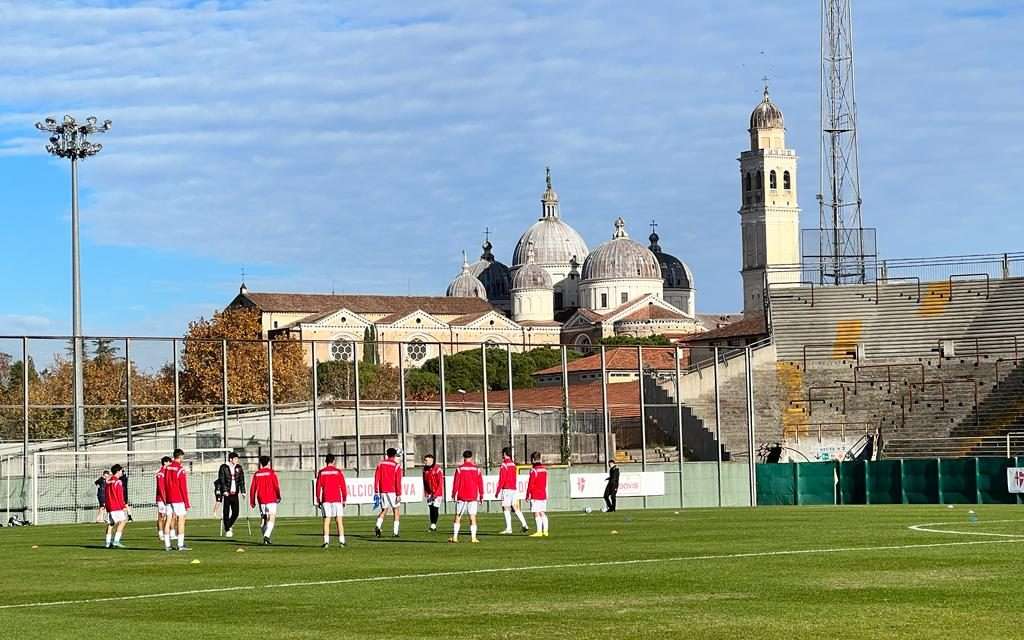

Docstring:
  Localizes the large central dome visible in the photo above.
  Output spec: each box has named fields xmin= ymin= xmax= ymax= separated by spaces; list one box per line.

xmin=512 ymin=169 xmax=589 ymax=268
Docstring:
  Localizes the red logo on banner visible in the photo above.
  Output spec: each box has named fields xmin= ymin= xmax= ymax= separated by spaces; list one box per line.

xmin=577 ymin=476 xmax=586 ymax=492
xmin=1016 ymin=470 xmax=1024 ymax=488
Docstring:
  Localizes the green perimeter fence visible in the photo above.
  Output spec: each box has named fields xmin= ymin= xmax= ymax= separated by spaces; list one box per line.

xmin=757 ymin=458 xmax=1024 ymax=506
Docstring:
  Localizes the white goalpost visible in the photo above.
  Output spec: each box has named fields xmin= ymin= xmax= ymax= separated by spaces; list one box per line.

xmin=32 ymin=448 xmax=232 ymax=525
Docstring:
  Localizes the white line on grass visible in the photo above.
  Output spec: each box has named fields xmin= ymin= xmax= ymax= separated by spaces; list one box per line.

xmin=2 ymin=537 xmax=1023 ymax=611
xmin=908 ymin=519 xmax=1024 ymax=538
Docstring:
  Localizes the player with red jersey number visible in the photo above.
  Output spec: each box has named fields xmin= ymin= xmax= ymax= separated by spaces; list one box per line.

xmin=249 ymin=455 xmax=282 ymax=545
xmin=496 ymin=447 xmax=529 ymax=534
xmin=526 ymin=452 xmax=549 ymax=537
xmin=449 ymin=450 xmax=484 ymax=544
xmin=314 ymin=453 xmax=348 ymax=548
xmin=154 ymin=456 xmax=171 ymax=543
xmin=103 ymin=464 xmax=129 ymax=548
xmin=163 ymin=448 xmax=191 ymax=551
xmin=373 ymin=448 xmax=403 ymax=538
xmin=422 ymin=454 xmax=444 ymax=532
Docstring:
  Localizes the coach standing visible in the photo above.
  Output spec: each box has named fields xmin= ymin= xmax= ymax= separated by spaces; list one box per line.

xmin=603 ymin=460 xmax=619 ymax=513
xmin=216 ymin=452 xmax=246 ymax=538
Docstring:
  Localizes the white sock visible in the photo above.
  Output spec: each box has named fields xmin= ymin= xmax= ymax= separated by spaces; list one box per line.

xmin=393 ymin=520 xmax=400 ymax=536
xmin=177 ymin=533 xmax=184 ymax=547
xmin=543 ymin=515 xmax=549 ymax=533
xmin=105 ymin=532 xmax=112 ymax=546
xmin=170 ymin=529 xmax=177 ymax=540
xmin=375 ymin=516 xmax=384 ymax=529
xmin=535 ymin=515 xmax=542 ymax=531
xmin=114 ymin=531 xmax=122 ymax=544
xmin=339 ymin=534 xmax=346 ymax=544
xmin=470 ymin=524 xmax=477 ymax=539
xmin=452 ymin=522 xmax=460 ymax=539
xmin=515 ymin=509 xmax=528 ymax=527
xmin=324 ymin=534 xmax=330 ymax=544
xmin=164 ymin=534 xmax=171 ymax=549
xmin=265 ymin=521 xmax=275 ymax=538
xmin=503 ymin=511 xmax=512 ymax=530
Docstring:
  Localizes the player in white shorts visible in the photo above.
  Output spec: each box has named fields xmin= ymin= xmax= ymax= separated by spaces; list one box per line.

xmin=249 ymin=455 xmax=282 ymax=545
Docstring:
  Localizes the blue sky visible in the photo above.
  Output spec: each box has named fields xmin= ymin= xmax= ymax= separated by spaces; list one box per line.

xmin=1 ymin=0 xmax=1022 ymax=338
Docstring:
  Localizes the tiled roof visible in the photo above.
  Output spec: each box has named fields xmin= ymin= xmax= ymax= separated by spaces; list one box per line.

xmin=448 ymin=311 xmax=493 ymax=326
xmin=533 ymin=346 xmax=683 ymax=376
xmin=617 ymin=305 xmax=688 ymax=322
xmin=682 ymin=314 xmax=767 ymax=342
xmin=446 ymin=381 xmax=641 ymax=418
xmin=235 ymin=292 xmax=493 ymax=316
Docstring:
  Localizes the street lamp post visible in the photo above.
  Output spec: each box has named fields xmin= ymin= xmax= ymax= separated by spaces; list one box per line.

xmin=35 ymin=115 xmax=111 ymax=450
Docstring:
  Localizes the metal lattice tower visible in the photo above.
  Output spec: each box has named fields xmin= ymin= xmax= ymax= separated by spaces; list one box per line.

xmin=816 ymin=0 xmax=868 ymax=284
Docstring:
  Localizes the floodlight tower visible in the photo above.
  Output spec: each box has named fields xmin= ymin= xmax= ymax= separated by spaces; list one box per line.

xmin=35 ymin=115 xmax=112 ymax=450
xmin=816 ymin=0 xmax=867 ymax=284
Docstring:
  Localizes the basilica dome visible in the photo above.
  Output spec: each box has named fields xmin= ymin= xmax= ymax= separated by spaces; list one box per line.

xmin=512 ymin=246 xmax=553 ymax=290
xmin=512 ymin=169 xmax=588 ymax=269
xmin=581 ymin=218 xmax=662 ymax=282
xmin=648 ymin=230 xmax=693 ymax=290
xmin=469 ymin=238 xmax=511 ymax=302
xmin=749 ymin=87 xmax=784 ymax=130
xmin=446 ymin=254 xmax=487 ymax=300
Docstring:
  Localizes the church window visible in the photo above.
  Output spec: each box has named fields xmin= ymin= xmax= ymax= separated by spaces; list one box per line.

xmin=744 ymin=172 xmax=751 ymax=192
xmin=621 ymin=292 xmax=628 ymax=304
xmin=330 ymin=339 xmax=354 ymax=362
xmin=554 ymin=290 xmax=564 ymax=310
xmin=756 ymin=171 xmax=762 ymax=190
xmin=600 ymin=293 xmax=608 ymax=308
xmin=407 ymin=339 xmax=428 ymax=362
xmin=769 ymin=170 xmax=777 ymax=190
xmin=783 ymin=171 xmax=791 ymax=190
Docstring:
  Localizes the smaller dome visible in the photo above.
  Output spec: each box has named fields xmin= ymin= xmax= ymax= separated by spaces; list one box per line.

xmin=512 ymin=244 xmax=553 ymax=290
xmin=749 ymin=86 xmax=784 ymax=130
xmin=649 ymin=229 xmax=693 ymax=290
xmin=470 ymin=237 xmax=512 ymax=301
xmin=446 ymin=252 xmax=487 ymax=299
xmin=580 ymin=218 xmax=662 ymax=281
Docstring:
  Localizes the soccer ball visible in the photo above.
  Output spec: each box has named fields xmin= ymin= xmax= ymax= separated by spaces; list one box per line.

xmin=584 ymin=506 xmax=593 ymax=514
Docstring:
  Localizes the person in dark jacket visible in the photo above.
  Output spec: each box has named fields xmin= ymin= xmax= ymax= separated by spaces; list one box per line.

xmin=94 ymin=470 xmax=111 ymax=522
xmin=215 ymin=452 xmax=246 ymax=537
xmin=603 ymin=460 xmax=620 ymax=513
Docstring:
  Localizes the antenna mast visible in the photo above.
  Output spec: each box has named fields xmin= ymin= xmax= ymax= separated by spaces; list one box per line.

xmin=814 ymin=0 xmax=872 ymax=284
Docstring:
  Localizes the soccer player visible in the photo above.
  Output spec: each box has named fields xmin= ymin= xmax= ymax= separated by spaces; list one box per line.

xmin=216 ymin=452 xmax=246 ymax=538
xmin=249 ymin=455 xmax=282 ymax=545
xmin=603 ymin=459 xmax=620 ymax=513
xmin=154 ymin=456 xmax=171 ymax=542
xmin=94 ymin=470 xmax=110 ymax=523
xmin=314 ymin=453 xmax=348 ymax=548
xmin=103 ymin=464 xmax=129 ymax=549
xmin=496 ymin=447 xmax=529 ymax=534
xmin=163 ymin=448 xmax=191 ymax=551
xmin=526 ymin=451 xmax=549 ymax=537
xmin=373 ymin=447 xmax=403 ymax=538
xmin=421 ymin=453 xmax=444 ymax=532
xmin=449 ymin=449 xmax=484 ymax=544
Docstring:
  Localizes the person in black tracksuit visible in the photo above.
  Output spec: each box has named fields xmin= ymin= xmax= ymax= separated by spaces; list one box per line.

xmin=215 ymin=452 xmax=246 ymax=537
xmin=603 ymin=460 xmax=620 ymax=513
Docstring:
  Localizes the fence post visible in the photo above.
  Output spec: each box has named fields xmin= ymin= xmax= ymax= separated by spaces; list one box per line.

xmin=172 ymin=338 xmax=180 ymax=450
xmin=506 ymin=343 xmax=515 ymax=460
xmin=600 ymin=345 xmax=611 ymax=469
xmin=439 ymin=343 xmax=448 ymax=470
xmin=674 ymin=345 xmax=684 ymax=508
xmin=267 ymin=339 xmax=275 ymax=463
xmin=481 ymin=346 xmax=489 ymax=471
xmin=713 ymin=346 xmax=723 ymax=507
xmin=561 ymin=345 xmax=570 ymax=465
xmin=398 ymin=342 xmax=408 ymax=470
xmin=21 ymin=337 xmax=29 ymax=498
xmin=311 ymin=341 xmax=320 ymax=467
xmin=222 ymin=340 xmax=230 ymax=451
xmin=745 ymin=347 xmax=757 ymax=507
xmin=125 ymin=338 xmax=133 ymax=452
xmin=353 ymin=341 xmax=361 ymax=476
xmin=637 ymin=346 xmax=647 ymax=509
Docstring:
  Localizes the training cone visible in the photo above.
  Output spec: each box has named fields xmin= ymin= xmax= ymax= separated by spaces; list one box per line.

xmin=31 ymin=545 xmax=39 ymax=549
xmin=191 ymin=559 xmax=201 ymax=564
xmin=236 ymin=548 xmax=246 ymax=553
xmin=611 ymin=530 xmax=619 ymax=535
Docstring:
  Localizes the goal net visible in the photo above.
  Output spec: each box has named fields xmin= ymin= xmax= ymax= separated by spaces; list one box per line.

xmin=32 ymin=448 xmax=231 ymax=525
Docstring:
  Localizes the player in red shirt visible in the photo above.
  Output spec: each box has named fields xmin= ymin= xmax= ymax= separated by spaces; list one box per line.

xmin=496 ymin=447 xmax=528 ymax=535
xmin=162 ymin=448 xmax=191 ymax=551
xmin=154 ymin=456 xmax=171 ymax=543
xmin=421 ymin=453 xmax=444 ymax=532
xmin=449 ymin=449 xmax=484 ymax=544
xmin=373 ymin=448 xmax=403 ymax=538
xmin=526 ymin=451 xmax=549 ymax=537
xmin=314 ymin=453 xmax=348 ymax=548
xmin=103 ymin=464 xmax=129 ymax=548
xmin=249 ymin=455 xmax=282 ymax=545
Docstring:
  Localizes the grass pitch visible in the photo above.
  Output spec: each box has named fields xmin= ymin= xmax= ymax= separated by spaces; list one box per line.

xmin=2 ymin=505 xmax=1022 ymax=639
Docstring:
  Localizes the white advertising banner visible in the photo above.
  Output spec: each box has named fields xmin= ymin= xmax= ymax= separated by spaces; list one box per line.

xmin=570 ymin=472 xmax=665 ymax=498
xmin=1008 ymin=468 xmax=1024 ymax=494
xmin=342 ymin=477 xmax=423 ymax=505
xmin=444 ymin=474 xmax=528 ymax=501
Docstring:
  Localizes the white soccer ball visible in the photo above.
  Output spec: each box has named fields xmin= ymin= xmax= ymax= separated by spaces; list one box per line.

xmin=584 ymin=506 xmax=592 ymax=514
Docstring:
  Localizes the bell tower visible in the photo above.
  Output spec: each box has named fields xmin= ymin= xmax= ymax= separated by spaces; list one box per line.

xmin=738 ymin=83 xmax=801 ymax=316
